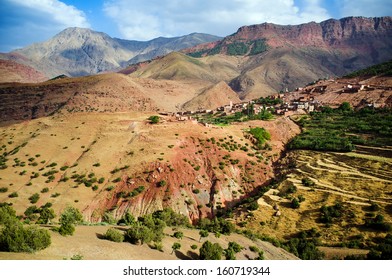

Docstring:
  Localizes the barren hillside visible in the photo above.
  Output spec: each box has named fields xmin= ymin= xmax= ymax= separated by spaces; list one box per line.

xmin=0 ymin=112 xmax=299 ymax=223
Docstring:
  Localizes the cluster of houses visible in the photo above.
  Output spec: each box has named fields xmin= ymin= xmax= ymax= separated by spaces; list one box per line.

xmin=157 ymin=79 xmax=387 ymax=125
xmin=159 ymin=92 xmax=319 ymax=125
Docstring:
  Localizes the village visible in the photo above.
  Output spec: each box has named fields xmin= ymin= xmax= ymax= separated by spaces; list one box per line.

xmin=158 ymin=78 xmax=388 ymax=126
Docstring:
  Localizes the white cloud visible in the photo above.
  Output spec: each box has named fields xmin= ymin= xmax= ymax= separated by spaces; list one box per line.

xmin=103 ymin=0 xmax=332 ymax=40
xmin=339 ymin=0 xmax=392 ymax=18
xmin=0 ymin=0 xmax=90 ymax=51
xmin=7 ymin=0 xmax=90 ymax=28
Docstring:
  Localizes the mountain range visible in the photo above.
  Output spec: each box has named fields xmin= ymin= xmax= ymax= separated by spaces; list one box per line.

xmin=1 ymin=16 xmax=392 ymax=122
xmin=0 ymin=28 xmax=221 ymax=78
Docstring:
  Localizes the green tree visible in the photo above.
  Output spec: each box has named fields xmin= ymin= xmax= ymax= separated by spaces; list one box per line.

xmin=172 ymin=242 xmax=181 ymax=254
xmin=118 ymin=212 xmax=136 ymax=226
xmin=0 ymin=224 xmax=51 ymax=253
xmin=58 ymin=206 xmax=83 ymax=236
xmin=126 ymin=224 xmax=155 ymax=245
xmin=173 ymin=231 xmax=184 ymax=240
xmin=225 ymin=248 xmax=236 ymax=260
xmin=199 ymin=229 xmax=209 ymax=242
xmin=291 ymin=198 xmax=300 ymax=209
xmin=0 ymin=204 xmax=17 ymax=225
xmin=37 ymin=207 xmax=55 ymax=224
xmin=199 ymin=241 xmax=223 ymax=260
xmin=148 ymin=115 xmax=160 ymax=124
xmin=227 ymin=241 xmax=242 ymax=253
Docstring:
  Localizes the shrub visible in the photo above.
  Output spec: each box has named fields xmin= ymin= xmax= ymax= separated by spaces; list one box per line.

xmin=173 ymin=231 xmax=184 ymax=240
xmin=320 ymin=202 xmax=343 ymax=223
xmin=118 ymin=212 xmax=136 ymax=226
xmin=8 ymin=192 xmax=18 ymax=198
xmin=0 ymin=187 xmax=8 ymax=193
xmin=126 ymin=224 xmax=155 ymax=245
xmin=104 ymin=228 xmax=124 ymax=243
xmin=199 ymin=241 xmax=223 ymax=260
xmin=291 ymin=198 xmax=300 ymax=209
xmin=301 ymin=177 xmax=315 ymax=187
xmin=112 ymin=177 xmax=121 ymax=183
xmin=247 ymin=201 xmax=259 ymax=211
xmin=158 ymin=180 xmax=167 ymax=187
xmin=0 ymin=204 xmax=17 ymax=225
xmin=0 ymin=223 xmax=51 ymax=253
xmin=58 ymin=206 xmax=83 ymax=236
xmin=365 ymin=214 xmax=392 ymax=231
xmin=29 ymin=193 xmax=40 ymax=204
xmin=172 ymin=242 xmax=181 ymax=254
xmin=152 ymin=208 xmax=190 ymax=227
xmin=37 ymin=207 xmax=55 ymax=224
xmin=191 ymin=244 xmax=198 ymax=250
xmin=148 ymin=115 xmax=160 ymax=124
xmin=227 ymin=241 xmax=243 ymax=253
xmin=41 ymin=187 xmax=49 ymax=193
xmin=199 ymin=229 xmax=209 ymax=241
xmin=225 ymin=248 xmax=236 ymax=260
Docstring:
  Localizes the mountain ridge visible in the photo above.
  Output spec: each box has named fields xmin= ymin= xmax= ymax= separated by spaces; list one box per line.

xmin=2 ymin=27 xmax=221 ymax=78
xmin=181 ymin=16 xmax=392 ymax=98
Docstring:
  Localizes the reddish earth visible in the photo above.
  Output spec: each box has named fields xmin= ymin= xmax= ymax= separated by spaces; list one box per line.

xmin=0 ymin=112 xmax=299 ymax=223
xmin=0 ymin=59 xmax=47 ymax=83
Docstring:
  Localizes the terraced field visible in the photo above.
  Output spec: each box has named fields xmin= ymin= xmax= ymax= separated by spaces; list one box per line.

xmin=238 ymin=147 xmax=391 ymax=258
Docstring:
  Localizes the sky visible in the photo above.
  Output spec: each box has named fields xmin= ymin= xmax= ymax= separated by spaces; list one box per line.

xmin=0 ymin=0 xmax=391 ymax=52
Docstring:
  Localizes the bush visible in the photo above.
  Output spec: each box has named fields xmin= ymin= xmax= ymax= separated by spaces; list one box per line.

xmin=247 ymin=201 xmax=259 ymax=211
xmin=29 ymin=193 xmax=40 ymax=204
xmin=228 ymin=242 xmax=242 ymax=253
xmin=37 ymin=207 xmax=55 ymax=224
xmin=291 ymin=198 xmax=300 ymax=209
xmin=0 ymin=204 xmax=17 ymax=225
xmin=199 ymin=241 xmax=223 ymax=260
xmin=118 ymin=212 xmax=136 ymax=226
xmin=148 ymin=116 xmax=160 ymax=124
xmin=104 ymin=228 xmax=124 ymax=243
xmin=320 ymin=202 xmax=343 ymax=223
xmin=158 ymin=180 xmax=167 ymax=187
xmin=301 ymin=177 xmax=314 ymax=187
xmin=197 ymin=217 xmax=235 ymax=235
xmin=173 ymin=231 xmax=184 ymax=240
xmin=8 ymin=192 xmax=18 ymax=198
xmin=172 ymin=242 xmax=181 ymax=254
xmin=41 ymin=187 xmax=49 ymax=193
xmin=365 ymin=214 xmax=392 ymax=231
xmin=225 ymin=248 xmax=236 ymax=260
xmin=126 ymin=224 xmax=155 ymax=245
xmin=58 ymin=206 xmax=83 ymax=236
xmin=283 ymin=230 xmax=324 ymax=260
xmin=0 ymin=223 xmax=51 ymax=252
xmin=152 ymin=208 xmax=190 ymax=227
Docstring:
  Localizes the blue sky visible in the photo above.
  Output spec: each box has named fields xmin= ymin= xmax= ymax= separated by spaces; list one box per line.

xmin=0 ymin=0 xmax=391 ymax=52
